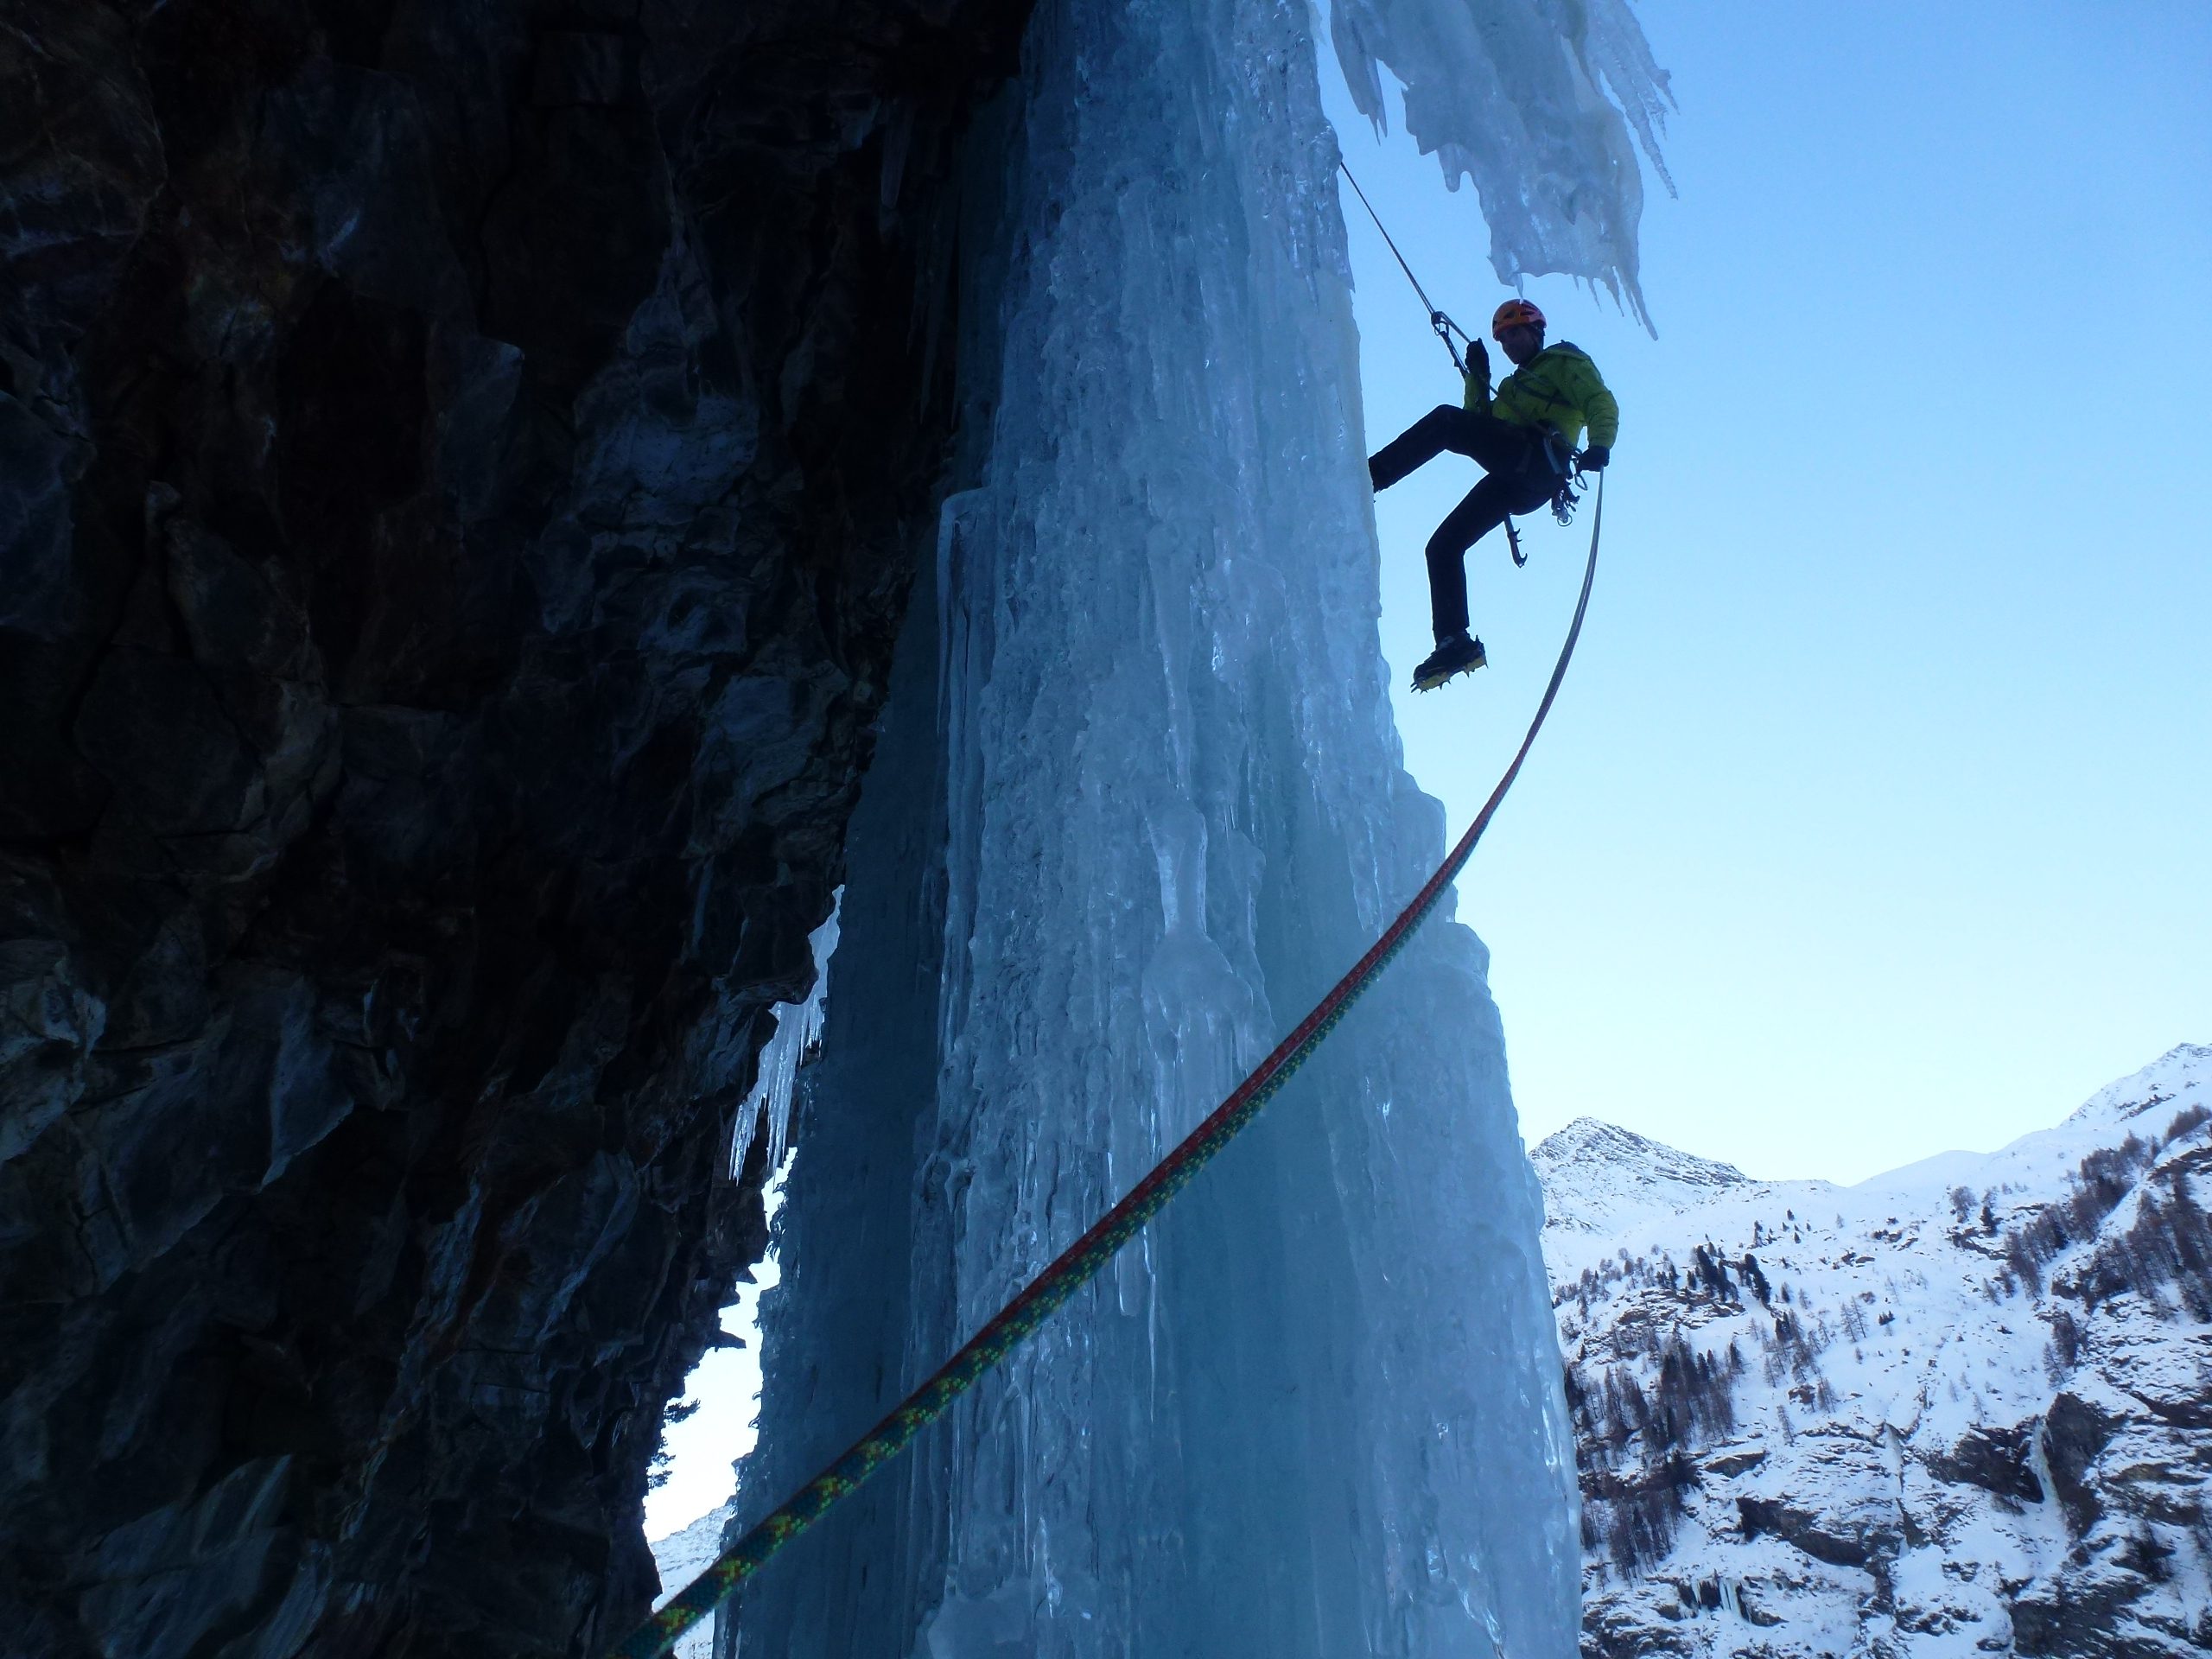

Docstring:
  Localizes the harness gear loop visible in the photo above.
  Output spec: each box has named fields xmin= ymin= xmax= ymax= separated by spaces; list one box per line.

xmin=607 ymin=479 xmax=1608 ymax=1659
xmin=1522 ymin=423 xmax=1586 ymax=528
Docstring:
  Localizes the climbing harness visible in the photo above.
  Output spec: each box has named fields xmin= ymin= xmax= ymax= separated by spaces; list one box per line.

xmin=1503 ymin=433 xmax=1581 ymax=567
xmin=1544 ymin=429 xmax=1585 ymax=528
xmin=1523 ymin=425 xmax=1584 ymax=552
xmin=1551 ymin=475 xmax=1584 ymax=528
xmin=607 ymin=477 xmax=1605 ymax=1659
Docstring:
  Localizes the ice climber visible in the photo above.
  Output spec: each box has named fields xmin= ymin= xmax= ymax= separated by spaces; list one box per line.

xmin=1369 ymin=298 xmax=1618 ymax=691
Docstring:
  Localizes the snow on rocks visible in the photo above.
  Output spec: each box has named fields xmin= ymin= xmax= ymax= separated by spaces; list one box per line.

xmin=1534 ymin=1118 xmax=1751 ymax=1240
xmin=1536 ymin=1044 xmax=2212 ymax=1657
xmin=647 ymin=1501 xmax=736 ymax=1659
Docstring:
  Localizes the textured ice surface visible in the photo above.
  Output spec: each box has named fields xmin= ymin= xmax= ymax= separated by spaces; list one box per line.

xmin=1329 ymin=0 xmax=1671 ymax=321
xmin=731 ymin=0 xmax=1637 ymax=1655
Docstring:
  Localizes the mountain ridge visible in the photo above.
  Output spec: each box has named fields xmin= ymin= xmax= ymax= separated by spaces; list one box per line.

xmin=1533 ymin=1116 xmax=1758 ymax=1240
xmin=1535 ymin=1044 xmax=2212 ymax=1657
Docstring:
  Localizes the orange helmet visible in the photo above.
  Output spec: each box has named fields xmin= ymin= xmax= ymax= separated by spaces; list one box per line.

xmin=1491 ymin=299 xmax=1546 ymax=340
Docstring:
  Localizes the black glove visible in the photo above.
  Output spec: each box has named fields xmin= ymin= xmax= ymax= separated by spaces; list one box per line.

xmin=1463 ymin=338 xmax=1491 ymax=385
xmin=1578 ymin=445 xmax=1610 ymax=472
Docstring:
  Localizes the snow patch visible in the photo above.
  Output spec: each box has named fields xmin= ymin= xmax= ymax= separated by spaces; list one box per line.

xmin=1542 ymin=1045 xmax=2212 ymax=1656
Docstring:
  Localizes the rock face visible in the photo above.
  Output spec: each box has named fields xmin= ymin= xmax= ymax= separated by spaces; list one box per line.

xmin=0 ymin=2 xmax=1030 ymax=1654
xmin=1539 ymin=1046 xmax=2212 ymax=1657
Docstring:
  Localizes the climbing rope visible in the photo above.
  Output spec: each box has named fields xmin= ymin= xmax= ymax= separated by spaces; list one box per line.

xmin=608 ymin=476 xmax=1605 ymax=1659
xmin=1338 ymin=158 xmax=1471 ymax=375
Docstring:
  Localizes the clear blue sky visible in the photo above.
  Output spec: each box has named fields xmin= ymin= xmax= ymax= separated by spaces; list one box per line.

xmin=1332 ymin=1 xmax=2211 ymax=1183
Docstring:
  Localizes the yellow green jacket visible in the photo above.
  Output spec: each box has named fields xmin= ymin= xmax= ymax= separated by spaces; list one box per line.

xmin=1465 ymin=341 xmax=1619 ymax=451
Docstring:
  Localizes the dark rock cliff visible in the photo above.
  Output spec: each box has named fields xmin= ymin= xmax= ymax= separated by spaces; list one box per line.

xmin=1 ymin=1 xmax=1031 ymax=1653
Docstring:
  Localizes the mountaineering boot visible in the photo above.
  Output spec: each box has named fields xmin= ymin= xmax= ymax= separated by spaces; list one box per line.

xmin=1411 ymin=632 xmax=1484 ymax=692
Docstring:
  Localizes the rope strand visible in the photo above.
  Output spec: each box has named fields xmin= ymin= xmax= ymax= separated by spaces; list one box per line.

xmin=1338 ymin=158 xmax=1469 ymax=374
xmin=607 ymin=477 xmax=1605 ymax=1659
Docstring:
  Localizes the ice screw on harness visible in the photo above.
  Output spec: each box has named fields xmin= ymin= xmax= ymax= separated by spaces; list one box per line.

xmin=605 ymin=476 xmax=1605 ymax=1659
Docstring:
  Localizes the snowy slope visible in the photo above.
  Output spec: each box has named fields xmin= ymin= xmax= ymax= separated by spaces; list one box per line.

xmin=1535 ymin=1046 xmax=2212 ymax=1658
xmin=1535 ymin=1118 xmax=1752 ymax=1240
xmin=648 ymin=1502 xmax=735 ymax=1659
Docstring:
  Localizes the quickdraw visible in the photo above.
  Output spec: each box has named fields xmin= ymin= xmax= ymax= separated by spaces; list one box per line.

xmin=1338 ymin=159 xmax=1474 ymax=376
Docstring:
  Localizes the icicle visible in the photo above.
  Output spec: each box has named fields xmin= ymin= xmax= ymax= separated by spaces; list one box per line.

xmin=1327 ymin=0 xmax=1672 ymax=325
xmin=729 ymin=893 xmax=842 ymax=1179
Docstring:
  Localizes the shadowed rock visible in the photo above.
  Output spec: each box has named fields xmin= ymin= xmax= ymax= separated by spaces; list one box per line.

xmin=1925 ymin=1421 xmax=2044 ymax=1507
xmin=0 ymin=0 xmax=1034 ymax=1652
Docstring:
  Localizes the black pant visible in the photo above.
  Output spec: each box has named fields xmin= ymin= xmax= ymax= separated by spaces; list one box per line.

xmin=1370 ymin=406 xmax=1558 ymax=640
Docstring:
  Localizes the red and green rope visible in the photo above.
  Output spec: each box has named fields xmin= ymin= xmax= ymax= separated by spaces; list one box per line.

xmin=610 ymin=479 xmax=1603 ymax=1659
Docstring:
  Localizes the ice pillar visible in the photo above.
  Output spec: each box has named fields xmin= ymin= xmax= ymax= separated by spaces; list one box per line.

xmin=733 ymin=0 xmax=1644 ymax=1654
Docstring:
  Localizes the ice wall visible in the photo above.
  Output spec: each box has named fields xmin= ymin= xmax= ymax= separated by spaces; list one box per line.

xmin=734 ymin=1 xmax=1660 ymax=1656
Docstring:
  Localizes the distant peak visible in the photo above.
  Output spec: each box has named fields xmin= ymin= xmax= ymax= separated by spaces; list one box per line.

xmin=1533 ymin=1117 xmax=1748 ymax=1185
xmin=2063 ymin=1042 xmax=2212 ymax=1128
xmin=1531 ymin=1118 xmax=1749 ymax=1236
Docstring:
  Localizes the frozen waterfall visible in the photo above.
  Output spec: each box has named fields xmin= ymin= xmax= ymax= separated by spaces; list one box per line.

xmin=1330 ymin=0 xmax=1672 ymax=321
xmin=732 ymin=1 xmax=1660 ymax=1656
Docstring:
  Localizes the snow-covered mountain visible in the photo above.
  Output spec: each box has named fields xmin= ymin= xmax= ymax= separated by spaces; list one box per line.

xmin=1534 ymin=1118 xmax=1753 ymax=1237
xmin=1535 ymin=1045 xmax=2212 ymax=1658
xmin=648 ymin=1502 xmax=735 ymax=1659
